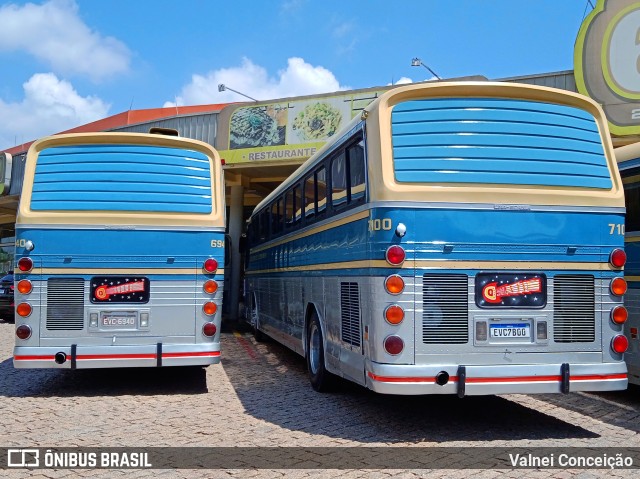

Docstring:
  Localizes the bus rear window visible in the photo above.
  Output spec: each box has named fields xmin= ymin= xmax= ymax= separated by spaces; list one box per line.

xmin=391 ymin=98 xmax=612 ymax=189
xmin=30 ymin=144 xmax=213 ymax=213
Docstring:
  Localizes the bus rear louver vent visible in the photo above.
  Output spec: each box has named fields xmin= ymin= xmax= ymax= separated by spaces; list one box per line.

xmin=46 ymin=278 xmax=85 ymax=331
xmin=340 ymin=282 xmax=361 ymax=347
xmin=422 ymin=274 xmax=469 ymax=344
xmin=553 ymin=275 xmax=595 ymax=343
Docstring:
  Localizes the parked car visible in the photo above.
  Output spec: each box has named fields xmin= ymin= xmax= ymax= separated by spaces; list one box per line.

xmin=0 ymin=271 xmax=14 ymax=323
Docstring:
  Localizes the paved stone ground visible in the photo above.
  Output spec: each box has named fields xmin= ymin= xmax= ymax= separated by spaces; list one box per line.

xmin=1 ymin=319 xmax=639 ymax=478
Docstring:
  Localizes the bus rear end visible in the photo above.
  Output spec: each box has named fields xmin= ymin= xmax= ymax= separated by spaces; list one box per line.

xmin=13 ymin=133 xmax=225 ymax=369
xmin=364 ymin=83 xmax=627 ymax=395
xmin=615 ymin=141 xmax=640 ymax=385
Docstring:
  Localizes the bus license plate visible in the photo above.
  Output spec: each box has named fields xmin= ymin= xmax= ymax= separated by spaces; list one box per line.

xmin=101 ymin=312 xmax=137 ymax=329
xmin=490 ymin=323 xmax=530 ymax=338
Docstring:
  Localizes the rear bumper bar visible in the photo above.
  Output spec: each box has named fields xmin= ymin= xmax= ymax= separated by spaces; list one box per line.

xmin=365 ymin=361 xmax=627 ymax=395
xmin=13 ymin=342 xmax=220 ymax=369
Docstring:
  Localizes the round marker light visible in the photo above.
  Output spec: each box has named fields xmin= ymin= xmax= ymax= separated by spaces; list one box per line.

xmin=17 ymin=257 xmax=33 ymax=272
xmin=611 ymin=306 xmax=628 ymax=325
xmin=203 ymin=301 xmax=217 ymax=316
xmin=610 ymin=249 xmax=626 ymax=268
xmin=16 ymin=303 xmax=32 ymax=317
xmin=385 ymin=245 xmax=406 ymax=266
xmin=203 ymin=258 xmax=218 ymax=273
xmin=203 ymin=280 xmax=218 ymax=294
xmin=16 ymin=325 xmax=32 ymax=340
xmin=17 ymin=280 xmax=32 ymax=294
xmin=384 ymin=305 xmax=405 ymax=325
xmin=611 ymin=334 xmax=628 ymax=354
xmin=202 ymin=322 xmax=217 ymax=337
xmin=383 ymin=335 xmax=404 ymax=355
xmin=384 ymin=275 xmax=405 ymax=295
xmin=610 ymin=277 xmax=627 ymax=296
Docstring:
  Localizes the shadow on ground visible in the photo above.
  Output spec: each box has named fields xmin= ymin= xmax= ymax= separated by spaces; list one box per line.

xmin=534 ymin=384 xmax=640 ymax=434
xmin=222 ymin=331 xmax=599 ymax=444
xmin=0 ymin=357 xmax=208 ymax=397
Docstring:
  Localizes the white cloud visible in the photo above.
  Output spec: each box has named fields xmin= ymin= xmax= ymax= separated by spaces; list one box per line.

xmin=0 ymin=0 xmax=130 ymax=81
xmin=165 ymin=57 xmax=348 ymax=106
xmin=393 ymin=77 xmax=414 ymax=85
xmin=0 ymin=73 xmax=110 ymax=149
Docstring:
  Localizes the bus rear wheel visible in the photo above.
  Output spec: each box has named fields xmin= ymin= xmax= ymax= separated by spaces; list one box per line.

xmin=306 ymin=313 xmax=337 ymax=392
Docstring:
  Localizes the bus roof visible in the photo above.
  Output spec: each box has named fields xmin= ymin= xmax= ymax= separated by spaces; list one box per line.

xmin=253 ymin=81 xmax=624 ymax=215
xmin=18 ymin=132 xmax=225 ymax=228
xmin=615 ymin=141 xmax=640 ymax=164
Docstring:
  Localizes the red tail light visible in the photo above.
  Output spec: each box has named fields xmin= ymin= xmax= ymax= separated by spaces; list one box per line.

xmin=16 ymin=325 xmax=32 ymax=340
xmin=383 ymin=335 xmax=404 ymax=355
xmin=202 ymin=322 xmax=217 ymax=337
xmin=385 ymin=245 xmax=406 ymax=266
xmin=17 ymin=257 xmax=33 ymax=272
xmin=610 ymin=249 xmax=626 ymax=268
xmin=16 ymin=303 xmax=32 ymax=317
xmin=610 ymin=277 xmax=627 ymax=296
xmin=611 ymin=306 xmax=628 ymax=325
xmin=203 ymin=258 xmax=218 ymax=273
xmin=611 ymin=334 xmax=628 ymax=354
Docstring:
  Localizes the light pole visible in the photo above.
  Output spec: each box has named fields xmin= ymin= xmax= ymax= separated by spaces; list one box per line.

xmin=217 ymin=84 xmax=259 ymax=102
xmin=410 ymin=58 xmax=442 ymax=80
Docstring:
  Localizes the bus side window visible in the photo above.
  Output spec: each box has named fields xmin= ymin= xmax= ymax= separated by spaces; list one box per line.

xmin=271 ymin=199 xmax=283 ymax=237
xmin=304 ymin=175 xmax=315 ymax=221
xmin=258 ymin=210 xmax=269 ymax=243
xmin=348 ymin=140 xmax=365 ymax=203
xmin=317 ymin=167 xmax=327 ymax=216
xmin=293 ymin=184 xmax=303 ymax=225
xmin=331 ymin=152 xmax=347 ymax=209
xmin=624 ymin=182 xmax=640 ymax=232
xmin=285 ymin=189 xmax=295 ymax=229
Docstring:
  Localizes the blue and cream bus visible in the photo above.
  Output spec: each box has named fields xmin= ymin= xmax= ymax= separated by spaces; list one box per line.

xmin=13 ymin=131 xmax=225 ymax=369
xmin=244 ymin=81 xmax=628 ymax=396
xmin=615 ymin=141 xmax=640 ymax=385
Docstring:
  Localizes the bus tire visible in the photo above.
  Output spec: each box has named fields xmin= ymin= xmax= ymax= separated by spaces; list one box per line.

xmin=253 ymin=323 xmax=267 ymax=342
xmin=306 ymin=313 xmax=337 ymax=392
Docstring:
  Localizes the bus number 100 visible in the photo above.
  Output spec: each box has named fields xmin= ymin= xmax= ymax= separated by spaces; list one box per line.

xmin=369 ymin=218 xmax=392 ymax=232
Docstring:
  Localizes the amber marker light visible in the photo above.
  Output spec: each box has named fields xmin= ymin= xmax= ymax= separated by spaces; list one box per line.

xmin=203 ymin=280 xmax=218 ymax=294
xmin=203 ymin=302 xmax=217 ymax=316
xmin=16 ymin=303 xmax=32 ymax=317
xmin=17 ymin=280 xmax=33 ymax=294
xmin=611 ymin=306 xmax=628 ymax=325
xmin=610 ymin=277 xmax=627 ymax=296
xmin=384 ymin=275 xmax=405 ymax=295
xmin=384 ymin=305 xmax=405 ymax=325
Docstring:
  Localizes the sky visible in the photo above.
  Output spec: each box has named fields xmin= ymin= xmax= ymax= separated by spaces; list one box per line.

xmin=0 ymin=0 xmax=596 ymax=151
